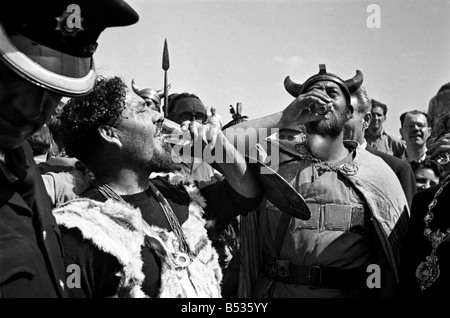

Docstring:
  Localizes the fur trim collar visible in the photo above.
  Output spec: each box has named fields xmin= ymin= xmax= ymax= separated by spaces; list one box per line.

xmin=53 ymin=174 xmax=222 ymax=298
xmin=54 ymin=198 xmax=147 ymax=298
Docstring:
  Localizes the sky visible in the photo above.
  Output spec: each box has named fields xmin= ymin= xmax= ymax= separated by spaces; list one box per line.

xmin=94 ymin=0 xmax=450 ymax=137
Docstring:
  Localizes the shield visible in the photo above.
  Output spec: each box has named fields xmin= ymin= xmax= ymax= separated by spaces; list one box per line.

xmin=245 ymin=154 xmax=310 ymax=220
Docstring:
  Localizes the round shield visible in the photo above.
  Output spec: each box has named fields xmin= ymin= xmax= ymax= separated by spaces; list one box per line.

xmin=245 ymin=155 xmax=311 ymax=220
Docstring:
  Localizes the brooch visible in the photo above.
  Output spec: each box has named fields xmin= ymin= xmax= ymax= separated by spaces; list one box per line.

xmin=337 ymin=163 xmax=359 ymax=176
xmin=294 ymin=143 xmax=310 ymax=156
xmin=173 ymin=252 xmax=192 ymax=279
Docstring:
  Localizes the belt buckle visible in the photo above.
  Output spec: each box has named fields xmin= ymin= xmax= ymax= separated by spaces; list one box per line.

xmin=276 ymin=260 xmax=290 ymax=277
xmin=267 ymin=259 xmax=290 ymax=278
xmin=308 ymin=266 xmax=322 ymax=288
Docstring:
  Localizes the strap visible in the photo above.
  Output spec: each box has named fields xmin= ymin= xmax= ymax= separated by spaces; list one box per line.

xmin=266 ymin=261 xmax=367 ymax=289
xmin=273 ymin=213 xmax=292 ymax=258
xmin=271 ymin=156 xmax=302 ymax=257
xmin=260 ymin=197 xmax=292 ymax=258
xmin=92 ymin=179 xmax=192 ymax=257
xmin=146 ymin=182 xmax=193 ymax=257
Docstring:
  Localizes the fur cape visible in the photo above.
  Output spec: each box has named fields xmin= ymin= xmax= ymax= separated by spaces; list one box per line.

xmin=53 ymin=172 xmax=222 ymax=298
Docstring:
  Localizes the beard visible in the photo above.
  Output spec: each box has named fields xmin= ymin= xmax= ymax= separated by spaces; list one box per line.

xmin=305 ymin=108 xmax=348 ymax=138
xmin=147 ymin=140 xmax=182 ymax=173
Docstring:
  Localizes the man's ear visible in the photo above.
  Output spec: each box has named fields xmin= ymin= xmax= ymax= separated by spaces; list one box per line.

xmin=347 ymin=104 xmax=354 ymax=119
xmin=362 ymin=112 xmax=372 ymax=130
xmin=98 ymin=125 xmax=122 ymax=148
xmin=347 ymin=104 xmax=354 ymax=114
xmin=399 ymin=127 xmax=405 ymax=140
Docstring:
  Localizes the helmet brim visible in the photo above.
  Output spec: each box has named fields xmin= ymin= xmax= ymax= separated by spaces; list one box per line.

xmin=0 ymin=24 xmax=96 ymax=97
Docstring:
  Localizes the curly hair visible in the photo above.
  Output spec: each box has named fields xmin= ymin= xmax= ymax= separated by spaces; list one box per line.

xmin=59 ymin=76 xmax=127 ymax=165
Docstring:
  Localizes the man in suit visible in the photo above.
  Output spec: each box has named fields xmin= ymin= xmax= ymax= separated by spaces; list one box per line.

xmin=343 ymin=86 xmax=417 ymax=208
xmin=0 ymin=0 xmax=138 ymax=297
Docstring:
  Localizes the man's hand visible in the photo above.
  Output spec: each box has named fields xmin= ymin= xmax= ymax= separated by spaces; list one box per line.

xmin=180 ymin=120 xmax=260 ymax=198
xmin=427 ymin=132 xmax=450 ymax=164
xmin=281 ymin=89 xmax=332 ymax=127
xmin=180 ymin=120 xmax=222 ymax=159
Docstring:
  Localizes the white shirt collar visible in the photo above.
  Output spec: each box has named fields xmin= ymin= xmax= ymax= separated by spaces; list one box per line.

xmin=360 ymin=139 xmax=367 ymax=150
xmin=401 ymin=150 xmax=427 ymax=163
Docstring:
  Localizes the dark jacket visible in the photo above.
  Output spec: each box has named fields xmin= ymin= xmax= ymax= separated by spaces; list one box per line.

xmin=0 ymin=142 xmax=67 ymax=297
xmin=400 ymin=180 xmax=450 ymax=298
xmin=366 ymin=145 xmax=417 ymax=208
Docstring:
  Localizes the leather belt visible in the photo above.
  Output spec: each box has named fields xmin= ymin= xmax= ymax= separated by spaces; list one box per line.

xmin=266 ymin=259 xmax=367 ymax=289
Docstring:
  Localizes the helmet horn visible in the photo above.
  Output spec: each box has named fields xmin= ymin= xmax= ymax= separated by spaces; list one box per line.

xmin=344 ymin=70 xmax=364 ymax=93
xmin=131 ymin=78 xmax=140 ymax=94
xmin=284 ymin=76 xmax=303 ymax=98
